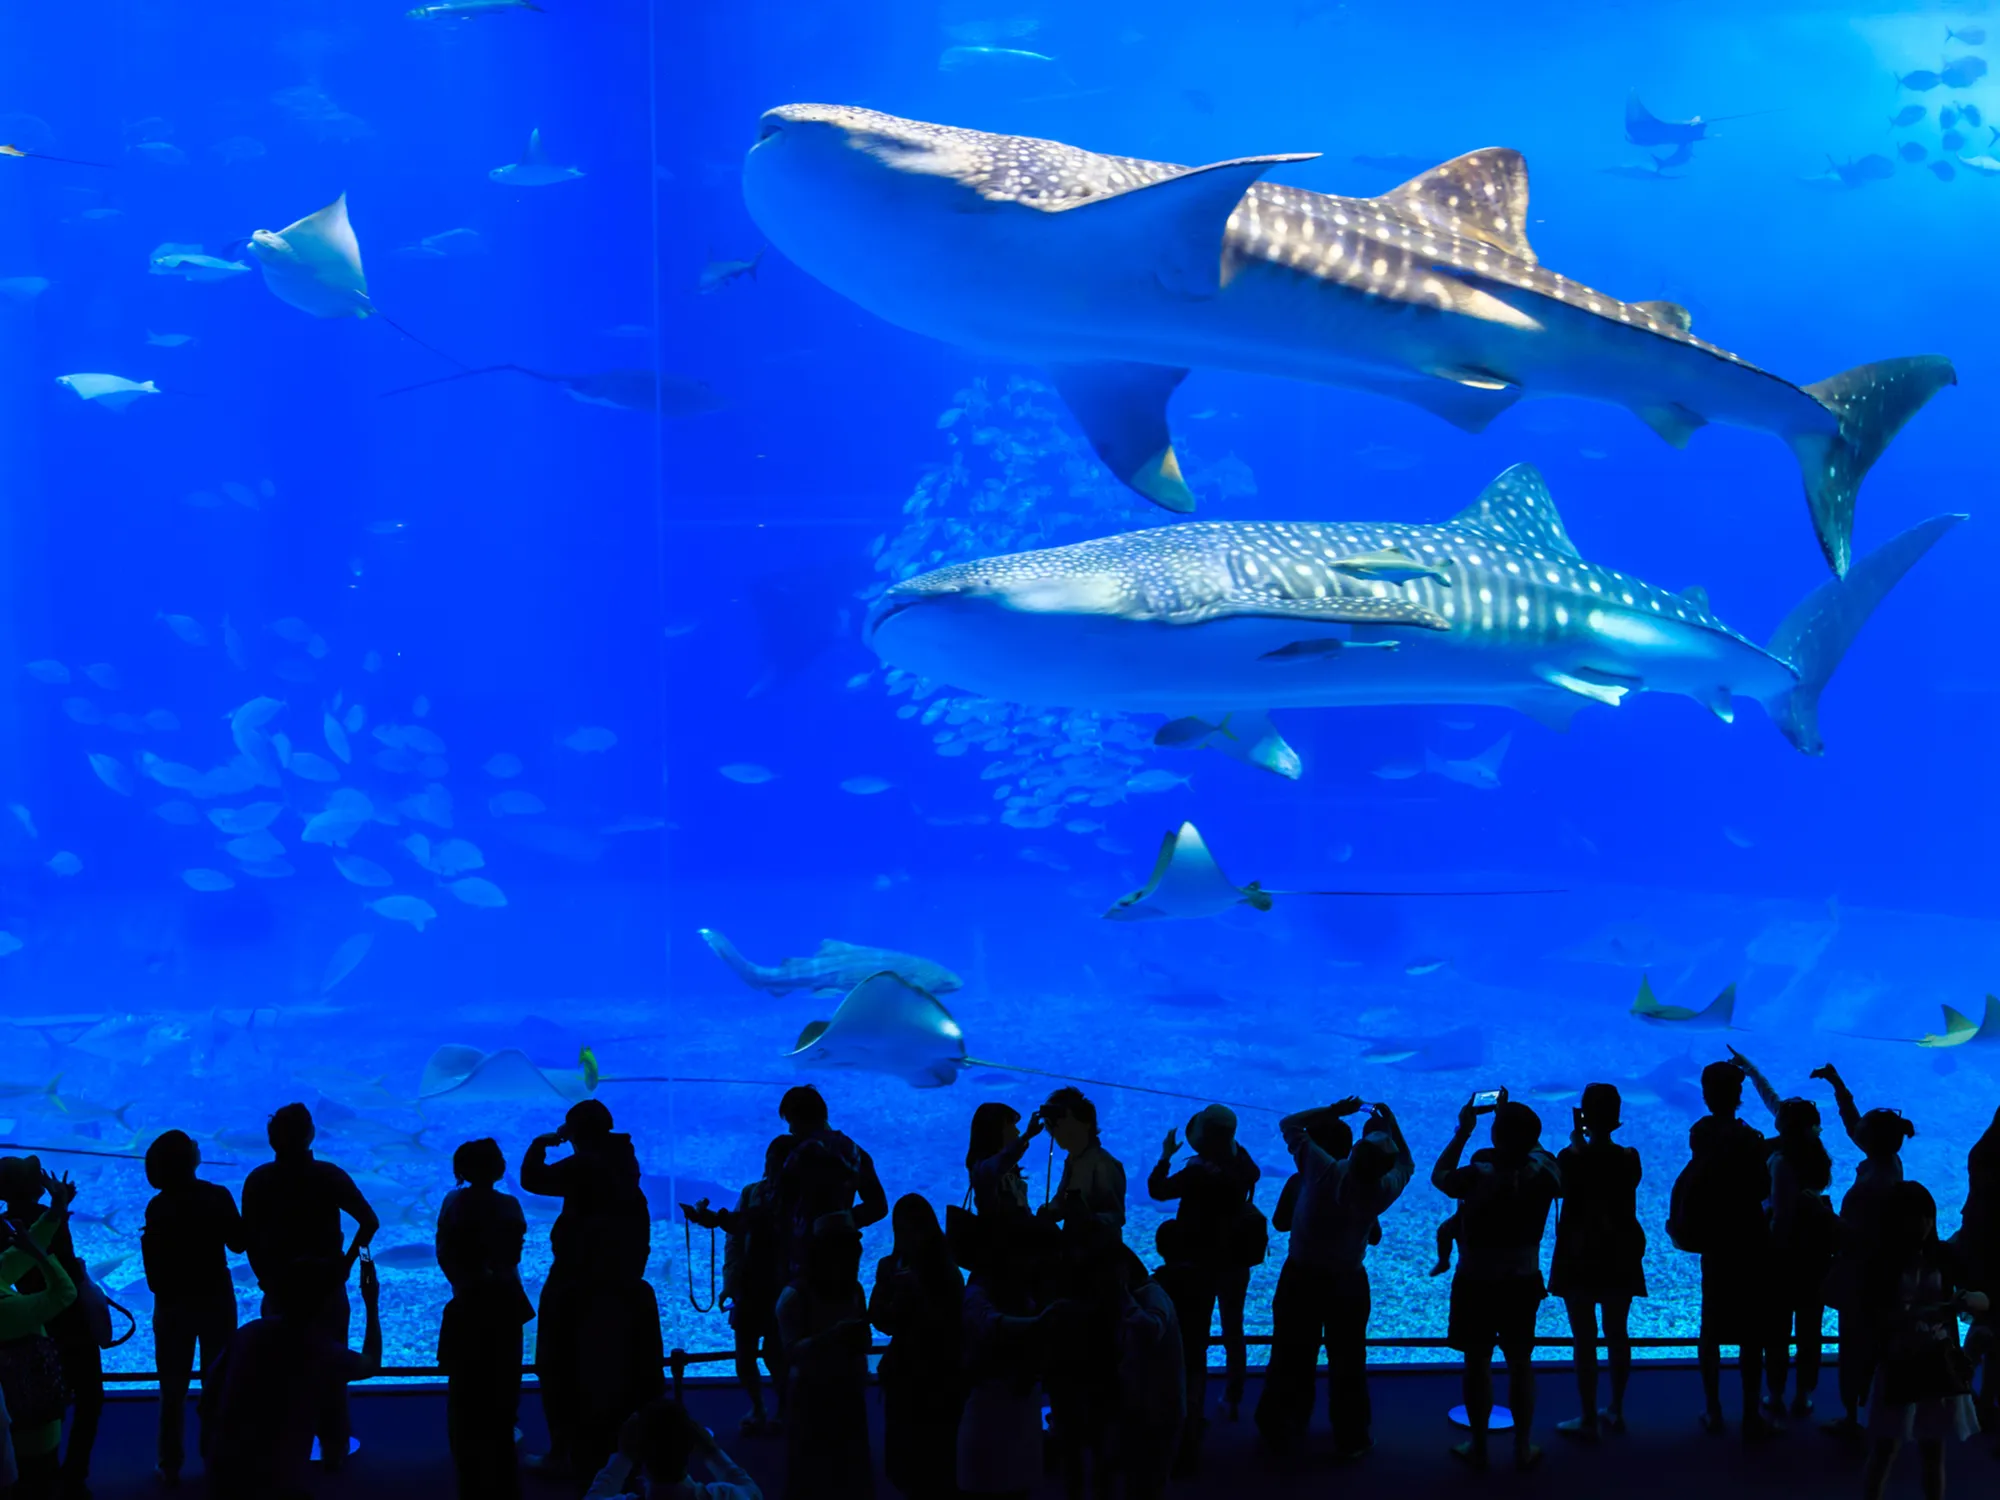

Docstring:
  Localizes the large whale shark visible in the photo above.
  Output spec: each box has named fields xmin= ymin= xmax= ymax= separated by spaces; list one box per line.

xmin=866 ymin=464 xmax=1960 ymax=760
xmin=743 ymin=104 xmax=1955 ymax=575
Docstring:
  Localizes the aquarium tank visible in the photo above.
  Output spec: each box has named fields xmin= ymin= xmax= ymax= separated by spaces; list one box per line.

xmin=0 ymin=0 xmax=1993 ymax=1380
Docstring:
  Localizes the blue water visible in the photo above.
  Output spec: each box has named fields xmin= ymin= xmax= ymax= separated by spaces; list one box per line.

xmin=1 ymin=1 xmax=1996 ymax=1373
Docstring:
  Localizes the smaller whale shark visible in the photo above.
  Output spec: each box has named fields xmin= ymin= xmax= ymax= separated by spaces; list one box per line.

xmin=1632 ymin=975 xmax=1740 ymax=1029
xmin=869 ymin=465 xmax=1963 ymax=763
xmin=700 ymin=927 xmax=963 ymax=995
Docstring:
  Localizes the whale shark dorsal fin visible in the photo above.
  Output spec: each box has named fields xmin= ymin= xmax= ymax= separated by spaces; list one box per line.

xmin=1632 ymin=973 xmax=1666 ymax=1017
xmin=524 ymin=128 xmax=548 ymax=165
xmin=1049 ymin=361 xmax=1196 ymax=512
xmin=1632 ymin=298 xmax=1694 ymax=333
xmin=1381 ymin=148 xmax=1537 ymax=265
xmin=1701 ymin=982 xmax=1737 ymax=1025
xmin=277 ymin=193 xmax=368 ymax=294
xmin=816 ymin=939 xmax=863 ymax=954
xmin=1054 ymin=152 xmax=1318 ymax=298
xmin=1450 ymin=464 xmax=1580 ymax=559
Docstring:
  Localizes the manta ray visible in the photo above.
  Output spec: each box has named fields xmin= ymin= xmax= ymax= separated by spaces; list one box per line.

xmin=1631 ymin=976 xmax=1741 ymax=1030
xmin=743 ymin=104 xmax=1952 ymax=574
xmin=868 ymin=465 xmax=1962 ymax=768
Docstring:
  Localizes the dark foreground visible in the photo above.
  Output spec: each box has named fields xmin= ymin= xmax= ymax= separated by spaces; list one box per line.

xmin=80 ymin=1364 xmax=1998 ymax=1499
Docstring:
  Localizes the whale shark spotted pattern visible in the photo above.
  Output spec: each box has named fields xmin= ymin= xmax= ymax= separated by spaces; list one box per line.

xmin=744 ymin=105 xmax=1956 ymax=574
xmin=868 ymin=465 xmax=1962 ymax=761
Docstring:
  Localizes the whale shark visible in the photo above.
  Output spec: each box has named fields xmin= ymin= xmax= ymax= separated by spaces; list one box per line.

xmin=743 ymin=104 xmax=1954 ymax=574
xmin=867 ymin=464 xmax=1963 ymax=762
xmin=699 ymin=927 xmax=964 ymax=995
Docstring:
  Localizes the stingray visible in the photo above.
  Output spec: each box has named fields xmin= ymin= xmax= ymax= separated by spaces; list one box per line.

xmin=417 ymin=1043 xmax=595 ymax=1104
xmin=785 ymin=971 xmax=1277 ymax=1108
xmin=379 ymin=363 xmax=723 ymax=415
xmin=1103 ymin=821 xmax=1558 ymax=921
xmin=1837 ymin=994 xmax=2000 ymax=1050
xmin=489 ymin=128 xmax=584 ymax=186
xmin=1631 ymin=975 xmax=1741 ymax=1029
xmin=1623 ymin=93 xmax=1775 ymax=146
xmin=248 ymin=194 xmax=461 ymax=363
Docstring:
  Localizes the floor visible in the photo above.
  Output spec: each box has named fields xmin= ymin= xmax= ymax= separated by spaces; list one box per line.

xmin=71 ymin=1364 xmax=1996 ymax=1499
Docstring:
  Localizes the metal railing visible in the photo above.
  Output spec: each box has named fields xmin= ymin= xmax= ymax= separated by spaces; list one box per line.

xmin=99 ymin=1332 xmax=1840 ymax=1386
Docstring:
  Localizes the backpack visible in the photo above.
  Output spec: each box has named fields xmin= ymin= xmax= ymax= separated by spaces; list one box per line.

xmin=1229 ymin=1200 xmax=1269 ymax=1268
xmin=1668 ymin=1155 xmax=1712 ymax=1253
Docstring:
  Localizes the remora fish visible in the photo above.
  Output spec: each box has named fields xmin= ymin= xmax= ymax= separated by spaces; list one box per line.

xmin=743 ymin=105 xmax=1954 ymax=574
xmin=866 ymin=464 xmax=1962 ymax=757
xmin=698 ymin=927 xmax=963 ymax=995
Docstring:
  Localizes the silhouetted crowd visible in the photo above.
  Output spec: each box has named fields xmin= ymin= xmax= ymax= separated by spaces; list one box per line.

xmin=1 ymin=1055 xmax=1997 ymax=1500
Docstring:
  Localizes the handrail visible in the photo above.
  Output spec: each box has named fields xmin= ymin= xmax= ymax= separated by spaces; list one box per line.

xmin=100 ymin=1331 xmax=1839 ymax=1385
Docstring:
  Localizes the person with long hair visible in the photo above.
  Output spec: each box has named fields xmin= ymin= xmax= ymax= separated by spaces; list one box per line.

xmin=1953 ymin=1105 xmax=2000 ymax=1430
xmin=776 ymin=1213 xmax=873 ymax=1499
xmin=869 ymin=1195 xmax=965 ymax=1500
xmin=1859 ymin=1182 xmax=1987 ymax=1500
xmin=1549 ymin=1083 xmax=1645 ymax=1442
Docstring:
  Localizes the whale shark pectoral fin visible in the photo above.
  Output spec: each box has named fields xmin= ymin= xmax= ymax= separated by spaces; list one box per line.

xmin=1636 ymin=401 xmax=1708 ymax=448
xmin=1535 ymin=664 xmax=1630 ymax=707
xmin=1050 ymin=151 xmax=1318 ymax=296
xmin=1699 ymin=685 xmax=1734 ymax=723
xmin=1048 ymin=361 xmax=1196 ymax=512
xmin=1381 ymin=148 xmax=1537 ymax=264
xmin=1632 ymin=298 xmax=1693 ymax=332
xmin=1204 ymin=710 xmax=1302 ymax=780
xmin=1379 ymin=370 xmax=1523 ymax=433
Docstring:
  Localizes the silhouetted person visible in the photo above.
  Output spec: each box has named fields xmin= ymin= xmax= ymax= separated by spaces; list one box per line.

xmin=0 ymin=1156 xmax=101 ymax=1500
xmin=205 ymin=1255 xmax=382 ymax=1500
xmin=1669 ymin=1059 xmax=1773 ymax=1436
xmin=1039 ymin=1221 xmax=1124 ymax=1500
xmin=584 ymin=1397 xmax=762 ymax=1500
xmin=1549 ymin=1083 xmax=1644 ymax=1442
xmin=1814 ymin=1064 xmax=1915 ymax=1435
xmin=776 ymin=1086 xmax=887 ymax=1284
xmin=1039 ymin=1088 xmax=1125 ymax=1231
xmin=684 ymin=1136 xmax=792 ymax=1436
xmin=142 ymin=1129 xmax=245 ymax=1488
xmin=1733 ymin=1050 xmax=1839 ymax=1422
xmin=1116 ymin=1242 xmax=1185 ymax=1500
xmin=1434 ymin=1094 xmax=1561 ymax=1472
xmin=965 ymin=1103 xmax=1037 ymax=1230
xmin=776 ymin=1213 xmax=872 ymax=1500
xmin=521 ymin=1100 xmax=655 ymax=1483
xmin=436 ymin=1137 xmax=532 ymax=1500
xmin=1952 ymin=1106 xmax=2000 ymax=1430
xmin=1257 ymin=1099 xmax=1410 ymax=1459
xmin=239 ymin=1102 xmax=380 ymax=1470
xmin=1147 ymin=1103 xmax=1260 ymax=1447
xmin=0 ymin=1166 xmax=78 ymax=1500
xmin=955 ymin=1218 xmax=1055 ymax=1500
xmin=868 ymin=1195 xmax=965 ymax=1500
xmin=1858 ymin=1182 xmax=1986 ymax=1500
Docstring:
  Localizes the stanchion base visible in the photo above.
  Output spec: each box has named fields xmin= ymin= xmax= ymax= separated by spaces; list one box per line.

xmin=1447 ymin=1404 xmax=1514 ymax=1430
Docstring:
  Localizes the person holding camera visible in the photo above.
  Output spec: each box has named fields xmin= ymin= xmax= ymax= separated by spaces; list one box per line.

xmin=1548 ymin=1084 xmax=1645 ymax=1442
xmin=520 ymin=1100 xmax=654 ymax=1481
xmin=0 ymin=1166 xmax=79 ymax=1500
xmin=1255 ymin=1096 xmax=1412 ymax=1460
xmin=1433 ymin=1091 xmax=1561 ymax=1473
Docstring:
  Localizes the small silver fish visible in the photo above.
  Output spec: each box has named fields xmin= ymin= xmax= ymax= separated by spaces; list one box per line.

xmin=1329 ymin=547 xmax=1453 ymax=585
xmin=408 ymin=0 xmax=541 ymax=16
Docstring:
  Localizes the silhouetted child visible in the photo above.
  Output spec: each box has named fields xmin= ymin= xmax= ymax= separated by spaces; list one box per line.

xmin=776 ymin=1213 xmax=872 ymax=1500
xmin=685 ymin=1136 xmax=792 ymax=1437
xmin=584 ymin=1397 xmax=762 ymax=1500
xmin=142 ymin=1129 xmax=245 ymax=1488
xmin=1430 ymin=1210 xmax=1462 ymax=1277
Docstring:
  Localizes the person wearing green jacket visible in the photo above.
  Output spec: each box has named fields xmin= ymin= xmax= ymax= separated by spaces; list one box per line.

xmin=0 ymin=1169 xmax=78 ymax=1500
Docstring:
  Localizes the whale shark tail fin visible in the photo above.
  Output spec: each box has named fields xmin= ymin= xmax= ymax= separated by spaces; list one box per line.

xmin=698 ymin=927 xmax=771 ymax=988
xmin=1790 ymin=356 xmax=1955 ymax=576
xmin=1762 ymin=512 xmax=1965 ymax=754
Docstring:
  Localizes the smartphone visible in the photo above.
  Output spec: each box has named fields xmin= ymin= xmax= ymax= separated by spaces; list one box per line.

xmin=1472 ymin=1089 xmax=1503 ymax=1113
